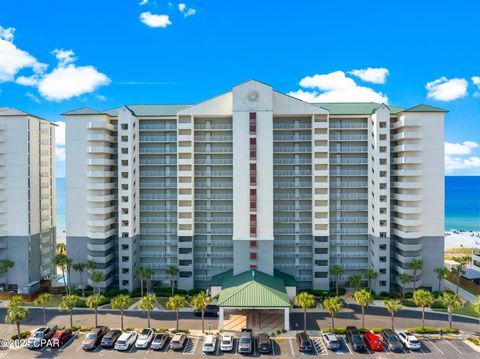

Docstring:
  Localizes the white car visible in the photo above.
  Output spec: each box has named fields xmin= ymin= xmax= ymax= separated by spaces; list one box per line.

xmin=322 ymin=332 xmax=340 ymax=351
xmin=220 ymin=333 xmax=234 ymax=352
xmin=202 ymin=335 xmax=217 ymax=353
xmin=135 ymin=328 xmax=154 ymax=349
xmin=115 ymin=331 xmax=137 ymax=351
xmin=395 ymin=330 xmax=421 ymax=350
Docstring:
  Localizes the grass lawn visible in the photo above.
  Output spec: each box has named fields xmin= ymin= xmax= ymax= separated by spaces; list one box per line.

xmin=433 ymin=301 xmax=479 ymax=318
xmin=25 ymin=294 xmax=63 ymax=307
xmin=101 ymin=297 xmax=139 ymax=310
xmin=156 ymin=297 xmax=192 ymax=309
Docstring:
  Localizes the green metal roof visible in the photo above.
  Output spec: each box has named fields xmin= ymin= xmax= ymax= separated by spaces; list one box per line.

xmin=312 ymin=102 xmax=407 ymax=115
xmin=62 ymin=107 xmax=106 ymax=116
xmin=403 ymin=104 xmax=448 ymax=113
xmin=216 ymin=270 xmax=291 ymax=308
xmin=105 ymin=104 xmax=191 ymax=117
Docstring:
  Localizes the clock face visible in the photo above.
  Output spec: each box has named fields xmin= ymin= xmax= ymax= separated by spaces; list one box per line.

xmin=247 ymin=90 xmax=258 ymax=102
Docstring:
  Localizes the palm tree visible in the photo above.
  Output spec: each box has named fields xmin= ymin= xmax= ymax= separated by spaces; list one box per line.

xmin=72 ymin=262 xmax=87 ymax=297
xmin=54 ymin=254 xmax=69 ymax=294
xmin=472 ymin=296 xmax=480 ymax=324
xmin=135 ymin=266 xmax=153 ymax=297
xmin=434 ymin=267 xmax=449 ymax=292
xmin=166 ymin=295 xmax=186 ymax=331
xmin=294 ymin=292 xmax=316 ymax=332
xmin=366 ymin=269 xmax=378 ymax=292
xmin=34 ymin=293 xmax=52 ymax=326
xmin=384 ymin=299 xmax=402 ymax=329
xmin=56 ymin=243 xmax=66 ymax=254
xmin=0 ymin=260 xmax=14 ymax=291
xmin=111 ymin=294 xmax=130 ymax=331
xmin=86 ymin=293 xmax=106 ymax=327
xmin=65 ymin=257 xmax=73 ymax=293
xmin=330 ymin=265 xmax=344 ymax=296
xmin=5 ymin=295 xmax=29 ymax=339
xmin=191 ymin=291 xmax=212 ymax=333
xmin=413 ymin=289 xmax=433 ymax=329
xmin=451 ymin=264 xmax=466 ymax=294
xmin=348 ymin=274 xmax=362 ymax=291
xmin=440 ymin=291 xmax=462 ymax=329
xmin=408 ymin=259 xmax=423 ymax=290
xmin=353 ymin=289 xmax=373 ymax=328
xmin=59 ymin=294 xmax=80 ymax=328
xmin=91 ymin=271 xmax=105 ymax=294
xmin=86 ymin=259 xmax=97 ymax=272
xmin=165 ymin=265 xmax=179 ymax=296
xmin=323 ymin=296 xmax=342 ymax=330
xmin=397 ymin=273 xmax=411 ymax=300
xmin=139 ymin=294 xmax=157 ymax=328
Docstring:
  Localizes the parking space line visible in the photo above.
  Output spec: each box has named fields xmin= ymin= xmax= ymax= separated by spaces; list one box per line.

xmin=426 ymin=338 xmax=444 ymax=354
xmin=442 ymin=339 xmax=462 ymax=354
xmin=343 ymin=339 xmax=353 ymax=355
xmin=289 ymin=338 xmax=295 ymax=358
xmin=271 ymin=339 xmax=275 ymax=356
xmin=215 ymin=337 xmax=220 ymax=356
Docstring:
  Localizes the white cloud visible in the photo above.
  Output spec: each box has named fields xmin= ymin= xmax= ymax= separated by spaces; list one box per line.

xmin=140 ymin=12 xmax=172 ymax=28
xmin=139 ymin=0 xmax=149 ymax=5
xmin=38 ymin=64 xmax=110 ymax=101
xmin=349 ymin=67 xmax=389 ymax=84
xmin=25 ymin=92 xmax=40 ymax=103
xmin=0 ymin=26 xmax=15 ymax=41
xmin=96 ymin=94 xmax=106 ymax=101
xmin=426 ymin=77 xmax=468 ymax=101
xmin=472 ymin=76 xmax=480 ymax=97
xmin=56 ymin=147 xmax=65 ymax=161
xmin=54 ymin=121 xmax=65 ymax=146
xmin=0 ymin=26 xmax=46 ymax=83
xmin=52 ymin=49 xmax=75 ymax=66
xmin=445 ymin=155 xmax=480 ymax=173
xmin=445 ymin=141 xmax=479 ymax=155
xmin=288 ymin=70 xmax=388 ymax=103
xmin=178 ymin=3 xmax=196 ymax=17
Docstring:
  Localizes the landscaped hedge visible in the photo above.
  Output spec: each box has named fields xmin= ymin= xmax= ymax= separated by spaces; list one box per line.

xmin=468 ymin=337 xmax=480 ymax=346
xmin=11 ymin=331 xmax=29 ymax=340
xmin=402 ymin=299 xmax=417 ymax=307
xmin=430 ymin=300 xmax=447 ymax=309
xmin=323 ymin=328 xmax=346 ymax=335
xmin=188 ymin=288 xmax=205 ymax=296
xmin=406 ymin=327 xmax=459 ymax=334
xmin=153 ymin=287 xmax=188 ymax=297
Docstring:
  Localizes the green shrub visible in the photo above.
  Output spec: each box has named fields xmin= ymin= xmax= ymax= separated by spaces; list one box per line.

xmin=130 ymin=289 xmax=142 ymax=298
xmin=188 ymin=288 xmax=205 ymax=296
xmin=323 ymin=327 xmax=346 ymax=335
xmin=441 ymin=327 xmax=459 ymax=334
xmin=371 ymin=328 xmax=382 ymax=334
xmin=468 ymin=337 xmax=480 ymax=346
xmin=80 ymin=326 xmax=93 ymax=332
xmin=379 ymin=292 xmax=390 ymax=298
xmin=125 ymin=327 xmax=134 ymax=332
xmin=431 ymin=300 xmax=446 ymax=309
xmin=11 ymin=331 xmax=29 ymax=340
xmin=276 ymin=329 xmax=282 ymax=335
xmin=358 ymin=328 xmax=369 ymax=334
xmin=155 ymin=328 xmax=169 ymax=333
xmin=75 ymin=300 xmax=87 ymax=308
xmin=406 ymin=327 xmax=439 ymax=334
xmin=106 ymin=289 xmax=119 ymax=298
xmin=119 ymin=289 xmax=130 ymax=295
xmin=271 ymin=332 xmax=276 ymax=337
xmin=153 ymin=287 xmax=188 ymax=296
xmin=404 ymin=292 xmax=413 ymax=299
xmin=172 ymin=328 xmax=189 ymax=334
xmin=282 ymin=329 xmax=287 ymax=333
xmin=402 ymin=299 xmax=417 ymax=307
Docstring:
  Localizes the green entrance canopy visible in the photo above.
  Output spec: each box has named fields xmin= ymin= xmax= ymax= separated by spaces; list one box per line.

xmin=214 ymin=270 xmax=293 ymax=308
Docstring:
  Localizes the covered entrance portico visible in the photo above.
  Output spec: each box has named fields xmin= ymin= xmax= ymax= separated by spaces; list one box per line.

xmin=211 ymin=270 xmax=296 ymax=332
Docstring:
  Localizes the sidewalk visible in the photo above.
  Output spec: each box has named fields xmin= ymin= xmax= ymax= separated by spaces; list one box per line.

xmin=444 ymin=280 xmax=478 ymax=303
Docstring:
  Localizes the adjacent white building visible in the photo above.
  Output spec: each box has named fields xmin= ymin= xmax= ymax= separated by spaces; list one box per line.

xmin=0 ymin=107 xmax=57 ymax=293
xmin=64 ymin=80 xmax=445 ymax=293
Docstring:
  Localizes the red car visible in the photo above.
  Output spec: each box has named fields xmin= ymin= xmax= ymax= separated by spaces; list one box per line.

xmin=363 ymin=333 xmax=383 ymax=351
xmin=50 ymin=330 xmax=73 ymax=348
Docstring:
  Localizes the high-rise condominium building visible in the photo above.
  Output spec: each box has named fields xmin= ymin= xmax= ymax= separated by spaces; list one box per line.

xmin=64 ymin=80 xmax=445 ymax=293
xmin=0 ymin=107 xmax=56 ymax=292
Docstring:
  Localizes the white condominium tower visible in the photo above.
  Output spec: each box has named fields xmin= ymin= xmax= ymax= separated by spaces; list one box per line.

xmin=0 ymin=107 xmax=57 ymax=292
xmin=64 ymin=80 xmax=445 ymax=293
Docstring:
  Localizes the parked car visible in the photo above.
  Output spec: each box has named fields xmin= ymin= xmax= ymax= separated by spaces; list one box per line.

xmin=202 ymin=334 xmax=217 ymax=353
xmin=295 ymin=332 xmax=313 ymax=352
xmin=364 ymin=332 xmax=383 ymax=351
xmin=194 ymin=304 xmax=219 ymax=317
xmin=82 ymin=326 xmax=109 ymax=350
xmin=257 ymin=333 xmax=271 ymax=353
xmin=220 ymin=333 xmax=234 ymax=352
xmin=380 ymin=328 xmax=403 ymax=352
xmin=135 ymin=328 xmax=154 ymax=349
xmin=238 ymin=328 xmax=253 ymax=354
xmin=170 ymin=333 xmax=187 ymax=351
xmin=115 ymin=331 xmax=137 ymax=351
xmin=27 ymin=326 xmax=57 ymax=349
xmin=345 ymin=326 xmax=366 ymax=352
xmin=101 ymin=330 xmax=122 ymax=348
xmin=322 ymin=332 xmax=340 ymax=351
xmin=151 ymin=333 xmax=169 ymax=351
xmin=49 ymin=329 xmax=72 ymax=348
xmin=396 ymin=330 xmax=421 ymax=350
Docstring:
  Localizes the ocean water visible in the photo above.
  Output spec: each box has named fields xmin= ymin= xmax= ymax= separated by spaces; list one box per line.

xmin=445 ymin=176 xmax=480 ymax=231
xmin=55 ymin=176 xmax=480 ymax=233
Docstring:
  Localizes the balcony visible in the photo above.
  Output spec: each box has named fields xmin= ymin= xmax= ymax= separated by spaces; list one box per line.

xmin=140 ymin=136 xmax=176 ymax=142
xmin=330 ymin=228 xmax=368 ymax=234
xmin=392 ymin=144 xmax=422 ymax=152
xmin=273 ymin=147 xmax=311 ymax=153
xmin=330 ymin=193 xmax=368 ymax=200
xmin=273 ymin=193 xmax=312 ymax=200
xmin=87 ymin=171 xmax=114 ymax=178
xmin=329 ymin=123 xmax=368 ymax=129
xmin=273 ymin=158 xmax=311 ymax=165
xmin=194 ymin=171 xmax=233 ymax=177
xmin=391 ymin=119 xmax=421 ymax=129
xmin=87 ymin=194 xmax=115 ymax=202
xmin=195 ymin=147 xmax=233 ymax=153
xmin=140 ymin=217 xmax=176 ymax=223
xmin=140 ymin=194 xmax=177 ymax=200
xmin=395 ymin=241 xmax=422 ymax=252
xmin=140 ymin=158 xmax=177 ymax=165
xmin=87 ymin=158 xmax=115 ymax=166
xmin=330 ymin=170 xmax=368 ymax=176
xmin=87 ymin=241 xmax=115 ymax=251
xmin=194 ymin=123 xmax=232 ymax=130
xmin=330 ymin=217 xmax=368 ymax=223
xmin=392 ymin=157 xmax=422 ymax=165
xmin=87 ymin=206 xmax=116 ymax=215
xmin=87 ymin=229 xmax=116 ymax=239
xmin=139 ymin=147 xmax=177 ymax=154
xmin=273 ymin=228 xmax=311 ymax=234
xmin=140 ymin=171 xmax=177 ymax=177
xmin=139 ymin=124 xmax=177 ymax=131
xmin=273 ymin=182 xmax=311 ymax=188
xmin=330 ymin=205 xmax=368 ymax=211
xmin=273 ymin=170 xmax=311 ymax=177
xmin=392 ymin=131 xmax=422 ymax=141
xmin=329 ymin=135 xmax=368 ymax=141
xmin=88 ymin=121 xmax=114 ymax=131
xmin=194 ymin=193 xmax=233 ymax=200
xmin=194 ymin=135 xmax=233 ymax=142
xmin=273 ymin=135 xmax=312 ymax=141
xmin=392 ymin=229 xmax=422 ymax=239
xmin=330 ymin=182 xmax=368 ymax=188
xmin=329 ymin=146 xmax=368 ymax=153
xmin=87 ymin=134 xmax=114 ymax=142
xmin=392 ymin=205 xmax=422 ymax=214
xmin=393 ymin=181 xmax=421 ymax=189
xmin=273 ymin=123 xmax=310 ymax=130
xmin=87 ymin=218 xmax=116 ymax=227
xmin=392 ymin=193 xmax=422 ymax=202
xmin=274 ymin=252 xmax=312 ymax=258
xmin=330 ymin=252 xmax=369 ymax=258
xmin=330 ymin=158 xmax=368 ymax=165
xmin=392 ymin=169 xmax=421 ymax=177
xmin=392 ymin=217 xmax=422 ymax=227
xmin=88 ymin=146 xmax=114 ymax=154
xmin=139 ymin=182 xmax=177 ymax=189
xmin=140 ymin=228 xmax=177 ymax=235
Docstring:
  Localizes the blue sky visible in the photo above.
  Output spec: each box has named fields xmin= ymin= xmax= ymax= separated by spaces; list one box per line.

xmin=0 ymin=0 xmax=479 ymax=177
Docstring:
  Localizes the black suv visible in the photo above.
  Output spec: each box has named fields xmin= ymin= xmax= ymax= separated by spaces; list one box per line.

xmin=257 ymin=333 xmax=271 ymax=354
xmin=380 ymin=328 xmax=403 ymax=352
xmin=296 ymin=332 xmax=313 ymax=352
xmin=345 ymin=326 xmax=366 ymax=352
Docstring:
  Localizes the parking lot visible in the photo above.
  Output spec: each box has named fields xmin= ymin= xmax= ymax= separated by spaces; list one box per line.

xmin=1 ymin=333 xmax=479 ymax=358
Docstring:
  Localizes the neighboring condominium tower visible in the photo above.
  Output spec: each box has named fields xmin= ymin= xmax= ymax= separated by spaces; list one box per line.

xmin=64 ymin=80 xmax=445 ymax=293
xmin=0 ymin=107 xmax=57 ymax=292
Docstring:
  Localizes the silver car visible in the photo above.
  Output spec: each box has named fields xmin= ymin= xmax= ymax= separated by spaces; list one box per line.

xmin=322 ymin=332 xmax=340 ymax=351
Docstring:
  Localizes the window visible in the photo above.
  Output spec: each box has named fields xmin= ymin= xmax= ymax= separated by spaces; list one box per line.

xmin=315 ymin=260 xmax=328 ymax=266
xmin=250 ymin=138 xmax=256 ymax=160
xmin=249 ymin=113 xmax=256 ymax=134
xmin=315 ymin=248 xmax=328 ymax=254
xmin=250 ymin=240 xmax=257 ymax=248
xmin=315 ymin=272 xmax=328 ymax=278
xmin=179 ymin=260 xmax=192 ymax=266
xmin=250 ymin=252 xmax=257 ymax=260
xmin=179 ymin=248 xmax=192 ymax=254
xmin=121 ymin=244 xmax=129 ymax=250
xmin=121 ymin=124 xmax=128 ymax=130
xmin=250 ymin=265 xmax=257 ymax=270
xmin=250 ymin=189 xmax=256 ymax=211
xmin=250 ymin=214 xmax=257 ymax=237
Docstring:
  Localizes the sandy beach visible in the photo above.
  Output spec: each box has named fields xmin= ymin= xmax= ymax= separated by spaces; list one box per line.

xmin=445 ymin=230 xmax=480 ymax=249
